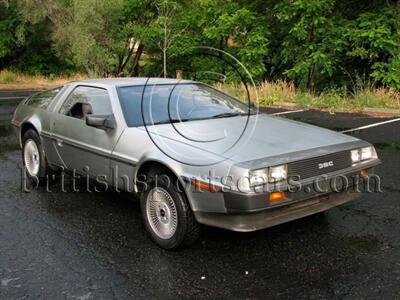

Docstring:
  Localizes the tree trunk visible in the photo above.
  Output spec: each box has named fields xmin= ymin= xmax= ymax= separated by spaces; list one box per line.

xmin=163 ymin=48 xmax=167 ymax=78
xmin=163 ymin=18 xmax=168 ymax=78
xmin=307 ymin=63 xmax=315 ymax=92
xmin=220 ymin=37 xmax=226 ymax=76
xmin=119 ymin=46 xmax=135 ymax=76
xmin=306 ymin=25 xmax=315 ymax=91
xmin=130 ymin=43 xmax=144 ymax=77
xmin=115 ymin=54 xmax=123 ymax=75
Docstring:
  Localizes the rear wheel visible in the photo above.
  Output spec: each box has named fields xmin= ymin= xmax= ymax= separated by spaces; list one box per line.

xmin=140 ymin=172 xmax=201 ymax=250
xmin=22 ymin=129 xmax=52 ymax=186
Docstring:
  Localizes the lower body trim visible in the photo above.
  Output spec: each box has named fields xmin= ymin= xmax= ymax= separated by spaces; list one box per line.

xmin=194 ymin=191 xmax=361 ymax=232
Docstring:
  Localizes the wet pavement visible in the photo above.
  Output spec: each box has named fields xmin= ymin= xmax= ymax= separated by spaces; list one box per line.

xmin=0 ymin=93 xmax=399 ymax=299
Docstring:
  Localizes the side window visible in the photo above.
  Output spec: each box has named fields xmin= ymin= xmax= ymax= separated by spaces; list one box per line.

xmin=117 ymin=85 xmax=174 ymax=126
xmin=26 ymin=87 xmax=62 ymax=110
xmin=117 ymin=85 xmax=145 ymax=126
xmin=59 ymin=86 xmax=112 ymax=119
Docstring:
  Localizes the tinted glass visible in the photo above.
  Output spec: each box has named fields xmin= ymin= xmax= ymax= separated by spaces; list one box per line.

xmin=27 ymin=87 xmax=62 ymax=110
xmin=118 ymin=84 xmax=249 ymax=127
xmin=60 ymin=86 xmax=112 ymax=116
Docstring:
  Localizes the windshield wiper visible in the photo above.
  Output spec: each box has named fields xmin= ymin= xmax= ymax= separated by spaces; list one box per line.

xmin=151 ymin=112 xmax=255 ymax=125
xmin=152 ymin=118 xmax=190 ymax=125
xmin=210 ymin=112 xmax=253 ymax=119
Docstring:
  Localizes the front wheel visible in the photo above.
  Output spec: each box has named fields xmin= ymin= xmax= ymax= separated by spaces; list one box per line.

xmin=22 ymin=129 xmax=52 ymax=186
xmin=140 ymin=173 xmax=200 ymax=250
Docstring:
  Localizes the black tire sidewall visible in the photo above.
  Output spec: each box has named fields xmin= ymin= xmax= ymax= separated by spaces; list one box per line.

xmin=22 ymin=129 xmax=47 ymax=182
xmin=140 ymin=174 xmax=192 ymax=250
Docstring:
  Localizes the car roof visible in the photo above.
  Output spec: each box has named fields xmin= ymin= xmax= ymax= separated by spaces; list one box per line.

xmin=71 ymin=77 xmax=196 ymax=87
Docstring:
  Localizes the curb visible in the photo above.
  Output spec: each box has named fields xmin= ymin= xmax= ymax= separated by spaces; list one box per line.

xmin=270 ymin=102 xmax=400 ymax=118
xmin=0 ymin=89 xmax=38 ymax=99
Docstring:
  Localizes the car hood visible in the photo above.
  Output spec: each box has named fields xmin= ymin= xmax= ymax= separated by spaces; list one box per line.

xmin=142 ymin=114 xmax=362 ymax=165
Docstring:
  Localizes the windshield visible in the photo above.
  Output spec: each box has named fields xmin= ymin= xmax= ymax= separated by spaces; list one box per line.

xmin=117 ymin=83 xmax=251 ymax=126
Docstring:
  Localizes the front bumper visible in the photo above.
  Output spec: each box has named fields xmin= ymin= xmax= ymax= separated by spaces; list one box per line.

xmin=192 ymin=159 xmax=381 ymax=231
xmin=194 ymin=190 xmax=360 ymax=232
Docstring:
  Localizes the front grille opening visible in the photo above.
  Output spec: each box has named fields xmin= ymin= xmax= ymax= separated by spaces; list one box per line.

xmin=287 ymin=151 xmax=351 ymax=180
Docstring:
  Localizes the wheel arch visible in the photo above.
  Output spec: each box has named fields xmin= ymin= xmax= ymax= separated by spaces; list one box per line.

xmin=20 ymin=121 xmax=40 ymax=147
xmin=136 ymin=160 xmax=185 ymax=186
xmin=135 ymin=159 xmax=190 ymax=203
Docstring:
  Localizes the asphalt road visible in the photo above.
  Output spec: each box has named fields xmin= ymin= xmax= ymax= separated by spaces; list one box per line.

xmin=0 ymin=92 xmax=399 ymax=299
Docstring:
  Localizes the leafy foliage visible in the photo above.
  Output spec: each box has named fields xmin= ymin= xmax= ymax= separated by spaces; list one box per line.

xmin=0 ymin=0 xmax=399 ymax=90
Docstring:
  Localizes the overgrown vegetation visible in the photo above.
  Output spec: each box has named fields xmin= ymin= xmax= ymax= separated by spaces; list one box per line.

xmin=0 ymin=69 xmax=84 ymax=88
xmin=2 ymin=69 xmax=398 ymax=110
xmin=0 ymin=0 xmax=399 ymax=107
xmin=218 ymin=81 xmax=400 ymax=110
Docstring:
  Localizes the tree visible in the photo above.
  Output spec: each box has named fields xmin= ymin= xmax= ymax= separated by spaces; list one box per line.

xmin=17 ymin=0 xmax=151 ymax=76
xmin=1 ymin=0 xmax=398 ymax=90
xmin=346 ymin=6 xmax=400 ymax=89
xmin=0 ymin=1 xmax=20 ymax=64
xmin=161 ymin=0 xmax=268 ymax=82
xmin=155 ymin=0 xmax=180 ymax=78
xmin=274 ymin=0 xmax=341 ymax=90
xmin=119 ymin=0 xmax=158 ymax=76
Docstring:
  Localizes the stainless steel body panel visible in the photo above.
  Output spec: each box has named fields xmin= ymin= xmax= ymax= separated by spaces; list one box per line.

xmin=50 ymin=115 xmax=121 ymax=177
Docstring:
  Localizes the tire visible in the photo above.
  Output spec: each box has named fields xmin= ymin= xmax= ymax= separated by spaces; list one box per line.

xmin=22 ymin=129 xmax=52 ymax=186
xmin=140 ymin=171 xmax=201 ymax=250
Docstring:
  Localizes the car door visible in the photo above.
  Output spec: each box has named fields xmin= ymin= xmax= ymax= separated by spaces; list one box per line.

xmin=51 ymin=85 xmax=122 ymax=179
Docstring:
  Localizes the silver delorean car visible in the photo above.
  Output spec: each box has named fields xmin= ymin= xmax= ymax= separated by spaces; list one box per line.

xmin=12 ymin=78 xmax=381 ymax=249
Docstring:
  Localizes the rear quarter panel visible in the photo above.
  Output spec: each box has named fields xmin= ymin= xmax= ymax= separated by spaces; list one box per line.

xmin=11 ymin=88 xmax=67 ymax=163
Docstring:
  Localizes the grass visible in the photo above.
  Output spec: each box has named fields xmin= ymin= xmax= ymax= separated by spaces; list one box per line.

xmin=215 ymin=80 xmax=298 ymax=106
xmin=216 ymin=81 xmax=400 ymax=110
xmin=0 ymin=70 xmax=85 ymax=90
xmin=1 ymin=69 xmax=399 ymax=110
xmin=0 ymin=70 xmax=19 ymax=83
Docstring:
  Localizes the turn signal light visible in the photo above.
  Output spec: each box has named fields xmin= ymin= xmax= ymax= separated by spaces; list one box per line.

xmin=191 ymin=180 xmax=220 ymax=193
xmin=269 ymin=191 xmax=286 ymax=203
xmin=360 ymin=169 xmax=368 ymax=177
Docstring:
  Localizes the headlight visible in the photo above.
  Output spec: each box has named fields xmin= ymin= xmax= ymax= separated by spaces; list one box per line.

xmin=249 ymin=164 xmax=288 ymax=186
xmin=249 ymin=169 xmax=268 ymax=186
xmin=361 ymin=146 xmax=375 ymax=160
xmin=351 ymin=149 xmax=361 ymax=163
xmin=269 ymin=165 xmax=287 ymax=182
xmin=351 ymin=146 xmax=377 ymax=164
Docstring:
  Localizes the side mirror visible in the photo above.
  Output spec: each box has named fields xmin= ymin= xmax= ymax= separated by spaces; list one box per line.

xmin=86 ymin=114 xmax=116 ymax=130
xmin=69 ymin=102 xmax=93 ymax=119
